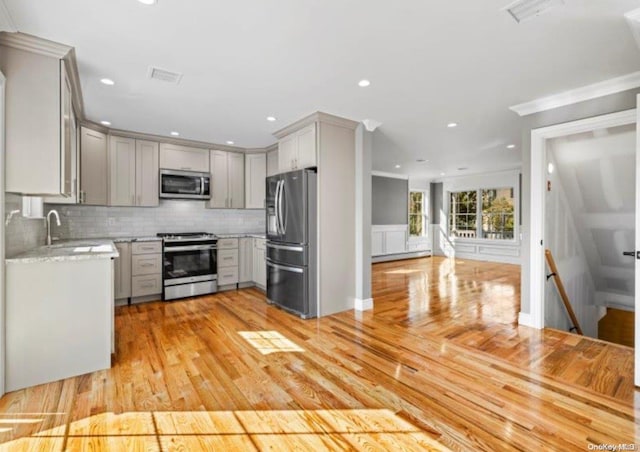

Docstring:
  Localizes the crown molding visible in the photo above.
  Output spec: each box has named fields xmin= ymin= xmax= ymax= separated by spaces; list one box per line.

xmin=509 ymin=71 xmax=640 ymax=117
xmin=0 ymin=0 xmax=17 ymax=32
xmin=371 ymin=171 xmax=409 ymax=180
xmin=264 ymin=142 xmax=278 ymax=152
xmin=273 ymin=111 xmax=360 ymax=139
xmin=0 ymin=31 xmax=72 ymax=58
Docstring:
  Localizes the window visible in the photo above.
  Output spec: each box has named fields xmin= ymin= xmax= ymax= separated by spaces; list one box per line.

xmin=448 ymin=187 xmax=516 ymax=241
xmin=409 ymin=190 xmax=428 ymax=237
xmin=449 ymin=191 xmax=477 ymax=238
xmin=481 ymin=188 xmax=515 ymax=240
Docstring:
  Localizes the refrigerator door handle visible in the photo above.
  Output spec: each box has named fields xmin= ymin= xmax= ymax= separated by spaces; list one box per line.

xmin=278 ymin=180 xmax=285 ymax=235
xmin=266 ymin=259 xmax=304 ymax=274
xmin=274 ymin=180 xmax=282 ymax=235
xmin=266 ymin=243 xmax=304 ymax=252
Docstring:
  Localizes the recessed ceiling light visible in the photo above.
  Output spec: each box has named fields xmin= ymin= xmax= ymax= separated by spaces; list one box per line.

xmin=100 ymin=120 xmax=111 ymax=126
xmin=395 ymin=164 xmax=401 ymax=169
xmin=358 ymin=79 xmax=371 ymax=87
xmin=138 ymin=0 xmax=157 ymax=5
xmin=100 ymin=78 xmax=115 ymax=86
xmin=507 ymin=144 xmax=516 ymax=149
xmin=440 ymin=172 xmax=446 ymax=176
xmin=170 ymin=131 xmax=180 ymax=136
xmin=416 ymin=159 xmax=429 ymax=163
xmin=447 ymin=122 xmax=458 ymax=128
xmin=266 ymin=116 xmax=277 ymax=122
xmin=226 ymin=140 xmax=235 ymax=145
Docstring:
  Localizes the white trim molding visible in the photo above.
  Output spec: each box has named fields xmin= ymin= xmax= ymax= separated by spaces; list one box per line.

xmin=371 ymin=171 xmax=409 ymax=180
xmin=528 ymin=109 xmax=636 ymax=330
xmin=354 ymin=298 xmax=373 ymax=311
xmin=510 ymin=72 xmax=640 ymax=117
xmin=517 ymin=312 xmax=535 ymax=329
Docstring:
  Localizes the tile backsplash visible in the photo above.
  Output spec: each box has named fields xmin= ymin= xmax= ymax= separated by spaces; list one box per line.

xmin=5 ymin=194 xmax=46 ymax=258
xmin=44 ymin=200 xmax=265 ymax=239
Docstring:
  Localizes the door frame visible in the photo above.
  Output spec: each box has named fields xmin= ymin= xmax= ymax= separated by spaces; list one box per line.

xmin=0 ymin=70 xmax=5 ymax=397
xmin=528 ymin=109 xmax=637 ymax=331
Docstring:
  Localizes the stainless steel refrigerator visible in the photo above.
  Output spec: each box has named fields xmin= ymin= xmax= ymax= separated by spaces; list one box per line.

xmin=265 ymin=168 xmax=317 ymax=319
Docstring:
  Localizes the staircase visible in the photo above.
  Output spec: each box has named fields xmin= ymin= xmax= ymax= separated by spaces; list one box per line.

xmin=598 ymin=308 xmax=634 ymax=348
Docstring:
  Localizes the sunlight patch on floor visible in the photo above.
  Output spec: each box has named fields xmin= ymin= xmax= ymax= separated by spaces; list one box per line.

xmin=238 ymin=331 xmax=305 ymax=355
xmin=0 ymin=409 xmax=449 ymax=451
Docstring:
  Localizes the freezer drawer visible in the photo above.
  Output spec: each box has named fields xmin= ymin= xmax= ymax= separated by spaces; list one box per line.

xmin=266 ymin=242 xmax=307 ymax=267
xmin=266 ymin=259 xmax=316 ymax=319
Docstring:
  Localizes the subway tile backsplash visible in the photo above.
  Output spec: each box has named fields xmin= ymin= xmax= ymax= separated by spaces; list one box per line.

xmin=5 ymin=193 xmax=47 ymax=258
xmin=44 ymin=200 xmax=265 ymax=239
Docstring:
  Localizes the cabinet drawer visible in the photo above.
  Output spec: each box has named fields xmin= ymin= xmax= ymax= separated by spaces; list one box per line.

xmin=218 ymin=266 xmax=239 ymax=285
xmin=132 ymin=254 xmax=162 ymax=276
xmin=218 ymin=249 xmax=238 ymax=267
xmin=132 ymin=241 xmax=162 ymax=255
xmin=217 ymin=238 xmax=239 ymax=249
xmin=131 ymin=275 xmax=162 ymax=297
xmin=254 ymin=239 xmax=266 ymax=251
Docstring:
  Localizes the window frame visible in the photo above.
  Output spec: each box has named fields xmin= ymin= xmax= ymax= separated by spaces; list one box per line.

xmin=447 ymin=185 xmax=518 ymax=244
xmin=408 ymin=189 xmax=429 ymax=239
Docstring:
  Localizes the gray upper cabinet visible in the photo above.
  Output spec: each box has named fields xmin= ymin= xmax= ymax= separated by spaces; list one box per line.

xmin=109 ymin=136 xmax=160 ymax=207
xmin=209 ymin=150 xmax=244 ymax=209
xmin=159 ymin=143 xmax=209 ymax=172
xmin=80 ymin=127 xmax=108 ymax=206
xmin=136 ymin=140 xmax=159 ymax=207
xmin=245 ymin=153 xmax=266 ymax=209
xmin=109 ymin=136 xmax=136 ymax=206
xmin=278 ymin=123 xmax=316 ymax=173
xmin=0 ymin=38 xmax=75 ymax=196
xmin=266 ymin=149 xmax=279 ymax=177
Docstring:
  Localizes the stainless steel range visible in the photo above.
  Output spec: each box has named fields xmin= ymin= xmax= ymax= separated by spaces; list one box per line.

xmin=158 ymin=232 xmax=217 ymax=301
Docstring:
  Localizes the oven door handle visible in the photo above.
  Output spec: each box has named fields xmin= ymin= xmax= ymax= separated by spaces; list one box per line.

xmin=164 ymin=245 xmax=217 ymax=252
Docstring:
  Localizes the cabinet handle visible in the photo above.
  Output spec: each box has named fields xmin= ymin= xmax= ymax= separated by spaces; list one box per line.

xmin=141 ymin=263 xmax=154 ymax=267
xmin=180 ymin=167 xmax=192 ymax=171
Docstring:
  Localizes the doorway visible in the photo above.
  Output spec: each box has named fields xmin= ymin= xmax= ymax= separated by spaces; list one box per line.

xmin=0 ymin=70 xmax=5 ymax=396
xmin=544 ymin=124 xmax=635 ymax=344
xmin=528 ymin=108 xmax=639 ymax=385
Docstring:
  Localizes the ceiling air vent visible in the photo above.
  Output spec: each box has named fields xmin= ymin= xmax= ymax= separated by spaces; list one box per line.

xmin=504 ymin=0 xmax=564 ymax=23
xmin=147 ymin=66 xmax=183 ymax=84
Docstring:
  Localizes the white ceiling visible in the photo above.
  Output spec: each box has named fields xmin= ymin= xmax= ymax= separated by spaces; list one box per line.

xmin=3 ymin=0 xmax=640 ymax=178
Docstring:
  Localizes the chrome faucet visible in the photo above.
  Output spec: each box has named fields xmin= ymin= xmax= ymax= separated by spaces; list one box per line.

xmin=46 ymin=210 xmax=61 ymax=246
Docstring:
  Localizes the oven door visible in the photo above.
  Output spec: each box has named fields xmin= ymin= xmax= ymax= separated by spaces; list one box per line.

xmin=160 ymin=170 xmax=211 ymax=200
xmin=163 ymin=244 xmax=217 ymax=286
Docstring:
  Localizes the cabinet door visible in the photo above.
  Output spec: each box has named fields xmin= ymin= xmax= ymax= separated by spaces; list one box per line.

xmin=80 ymin=127 xmax=108 ymax=205
xmin=228 ymin=152 xmax=245 ymax=209
xmin=253 ymin=239 xmax=266 ymax=287
xmin=278 ymin=135 xmax=297 ymax=173
xmin=209 ymin=150 xmax=229 ymax=208
xmin=266 ymin=149 xmax=278 ymax=177
xmin=238 ymin=238 xmax=253 ymax=283
xmin=135 ymin=140 xmax=159 ymax=206
xmin=296 ymin=123 xmax=317 ymax=169
xmin=109 ymin=136 xmax=136 ymax=206
xmin=245 ymin=153 xmax=266 ymax=209
xmin=114 ymin=242 xmax=132 ymax=300
xmin=159 ymin=143 xmax=209 ymax=172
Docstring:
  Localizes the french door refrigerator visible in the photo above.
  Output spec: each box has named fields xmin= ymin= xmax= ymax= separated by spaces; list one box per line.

xmin=266 ymin=168 xmax=317 ymax=319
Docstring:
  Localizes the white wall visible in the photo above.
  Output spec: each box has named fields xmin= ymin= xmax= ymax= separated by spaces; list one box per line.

xmin=544 ymin=151 xmax=602 ymax=337
xmin=438 ymin=169 xmax=521 ymax=264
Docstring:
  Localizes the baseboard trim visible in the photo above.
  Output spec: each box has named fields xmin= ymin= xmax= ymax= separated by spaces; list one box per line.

xmin=354 ymin=297 xmax=373 ymax=311
xmin=372 ymin=251 xmax=431 ymax=263
xmin=518 ymin=312 xmax=537 ymax=329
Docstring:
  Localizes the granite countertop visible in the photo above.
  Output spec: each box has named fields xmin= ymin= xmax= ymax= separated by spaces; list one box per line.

xmin=83 ymin=236 xmax=162 ymax=243
xmin=6 ymin=239 xmax=119 ymax=264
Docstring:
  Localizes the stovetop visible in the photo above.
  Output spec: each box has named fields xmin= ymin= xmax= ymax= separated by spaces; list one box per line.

xmin=157 ymin=232 xmax=216 ymax=241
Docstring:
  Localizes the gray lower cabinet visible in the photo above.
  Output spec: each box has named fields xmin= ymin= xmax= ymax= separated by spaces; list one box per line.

xmin=252 ymin=238 xmax=266 ymax=288
xmin=239 ymin=237 xmax=253 ymax=283
xmin=114 ymin=242 xmax=132 ymax=301
xmin=218 ymin=238 xmax=239 ymax=288
xmin=129 ymin=241 xmax=163 ymax=299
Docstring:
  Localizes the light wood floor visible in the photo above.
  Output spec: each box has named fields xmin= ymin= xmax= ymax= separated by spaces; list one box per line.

xmin=0 ymin=256 xmax=638 ymax=451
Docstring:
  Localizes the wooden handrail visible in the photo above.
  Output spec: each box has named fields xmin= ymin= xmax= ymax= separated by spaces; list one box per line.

xmin=545 ymin=249 xmax=584 ymax=336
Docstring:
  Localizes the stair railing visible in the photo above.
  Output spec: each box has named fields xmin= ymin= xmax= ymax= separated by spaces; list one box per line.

xmin=545 ymin=249 xmax=584 ymax=335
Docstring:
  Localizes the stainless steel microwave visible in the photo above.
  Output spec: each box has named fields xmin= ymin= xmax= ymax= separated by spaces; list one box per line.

xmin=160 ymin=169 xmax=211 ymax=200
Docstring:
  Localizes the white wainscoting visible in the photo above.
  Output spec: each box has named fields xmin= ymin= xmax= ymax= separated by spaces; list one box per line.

xmin=372 ymin=225 xmax=432 ymax=259
xmin=449 ymin=239 xmax=521 ymax=265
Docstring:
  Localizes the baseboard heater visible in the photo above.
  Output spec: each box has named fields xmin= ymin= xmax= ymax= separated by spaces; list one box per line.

xmin=372 ymin=251 xmax=432 ymax=263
